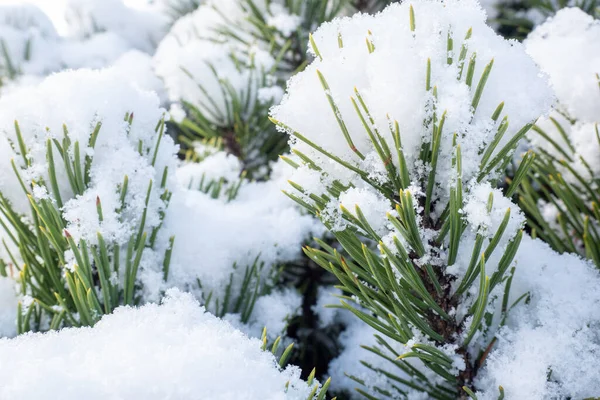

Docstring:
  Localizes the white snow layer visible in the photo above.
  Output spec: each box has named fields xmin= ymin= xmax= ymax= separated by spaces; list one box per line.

xmin=153 ymin=0 xmax=277 ymax=125
xmin=64 ymin=0 xmax=168 ymax=53
xmin=0 ymin=289 xmax=317 ymax=400
xmin=155 ymin=158 xmax=323 ymax=303
xmin=326 ymin=236 xmax=600 ymax=399
xmin=475 ymin=236 xmax=600 ymax=399
xmin=272 ymin=0 xmax=553 ymax=209
xmin=0 ymin=67 xmax=177 ymax=245
xmin=0 ymin=277 xmax=17 ymax=338
xmin=271 ymin=1 xmax=600 ymax=398
xmin=525 ymin=7 xmax=600 ymax=123
xmin=525 ymin=8 xmax=600 ymax=183
xmin=0 ymin=2 xmax=168 ymax=90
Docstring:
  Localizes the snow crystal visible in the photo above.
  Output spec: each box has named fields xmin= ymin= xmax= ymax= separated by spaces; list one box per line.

xmin=176 ymin=149 xmax=243 ymax=191
xmin=463 ymin=181 xmax=524 ymax=237
xmin=338 ymin=187 xmax=392 ymax=236
xmin=0 ymin=289 xmax=316 ymax=399
xmin=258 ymin=86 xmax=285 ymax=105
xmin=312 ymin=286 xmax=342 ymax=328
xmin=571 ymin=122 xmax=600 ymax=177
xmin=168 ymin=103 xmax=186 ymax=123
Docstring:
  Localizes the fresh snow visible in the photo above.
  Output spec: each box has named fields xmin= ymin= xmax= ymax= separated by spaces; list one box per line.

xmin=0 ymin=289 xmax=317 ymax=400
xmin=0 ymin=1 xmax=598 ymax=399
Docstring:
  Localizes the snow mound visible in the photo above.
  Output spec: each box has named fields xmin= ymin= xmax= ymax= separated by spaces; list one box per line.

xmin=0 ymin=289 xmax=315 ymax=400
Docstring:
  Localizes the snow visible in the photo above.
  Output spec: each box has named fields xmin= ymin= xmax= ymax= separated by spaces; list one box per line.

xmin=226 ymin=288 xmax=302 ymax=340
xmin=0 ymin=277 xmax=17 ymax=338
xmin=0 ymin=67 xmax=177 ymax=239
xmin=272 ymin=0 xmax=553 ymax=206
xmin=312 ymin=286 xmax=345 ymax=328
xmin=476 ymin=236 xmax=600 ymax=399
xmin=64 ymin=0 xmax=168 ymax=53
xmin=0 ymin=2 xmax=57 ymax=38
xmin=338 ymin=187 xmax=392 ymax=236
xmin=327 ymin=315 xmax=443 ymax=399
xmin=266 ymin=3 xmax=302 ymax=37
xmin=154 ymin=9 xmax=276 ymax=125
xmin=525 ymin=8 xmax=600 ymax=185
xmin=0 ymin=1 xmax=597 ymax=399
xmin=109 ymin=50 xmax=167 ymax=103
xmin=0 ymin=289 xmax=317 ymax=400
xmin=0 ymin=3 xmax=57 ymax=77
xmin=0 ymin=1 xmax=169 ymax=86
xmin=463 ymin=182 xmax=524 ymax=238
xmin=152 ymin=159 xmax=323 ymax=306
xmin=176 ymin=149 xmax=243 ymax=192
xmin=525 ymin=7 xmax=600 ymax=123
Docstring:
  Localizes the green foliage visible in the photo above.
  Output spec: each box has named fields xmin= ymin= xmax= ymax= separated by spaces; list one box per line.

xmin=351 ymin=0 xmax=397 ymax=14
xmin=213 ymin=0 xmax=348 ymax=74
xmin=264 ymin=324 xmax=334 ymax=400
xmin=197 ymin=257 xmax=282 ymax=323
xmin=161 ymin=0 xmax=202 ymax=22
xmin=0 ymin=37 xmax=32 ymax=87
xmin=180 ymin=144 xmax=247 ymax=201
xmin=0 ymin=115 xmax=173 ymax=333
xmin=175 ymin=56 xmax=287 ymax=177
xmin=491 ymin=0 xmax=599 ymax=40
xmin=272 ymin=12 xmax=531 ymax=398
xmin=519 ymin=118 xmax=600 ymax=267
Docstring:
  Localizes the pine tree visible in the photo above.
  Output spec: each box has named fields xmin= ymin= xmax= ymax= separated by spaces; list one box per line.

xmin=0 ymin=69 xmax=176 ymax=332
xmin=271 ymin=0 xmax=557 ymax=397
xmin=153 ymin=0 xmax=355 ymax=375
xmin=518 ymin=7 xmax=600 ymax=267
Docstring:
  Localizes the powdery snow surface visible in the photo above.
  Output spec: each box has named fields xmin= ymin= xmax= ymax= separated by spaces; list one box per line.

xmin=154 ymin=158 xmax=323 ymax=303
xmin=326 ymin=237 xmax=600 ymax=399
xmin=0 ymin=3 xmax=58 ymax=76
xmin=0 ymin=289 xmax=316 ymax=400
xmin=65 ymin=0 xmax=168 ymax=52
xmin=525 ymin=7 xmax=600 ymax=123
xmin=153 ymin=0 xmax=277 ymax=125
xmin=225 ymin=288 xmax=302 ymax=340
xmin=0 ymin=1 xmax=167 ymax=84
xmin=525 ymin=8 xmax=600 ymax=183
xmin=476 ymin=236 xmax=600 ymax=399
xmin=0 ymin=3 xmax=57 ymax=37
xmin=0 ymin=67 xmax=176 ymax=244
xmin=272 ymin=0 xmax=553 ymax=214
